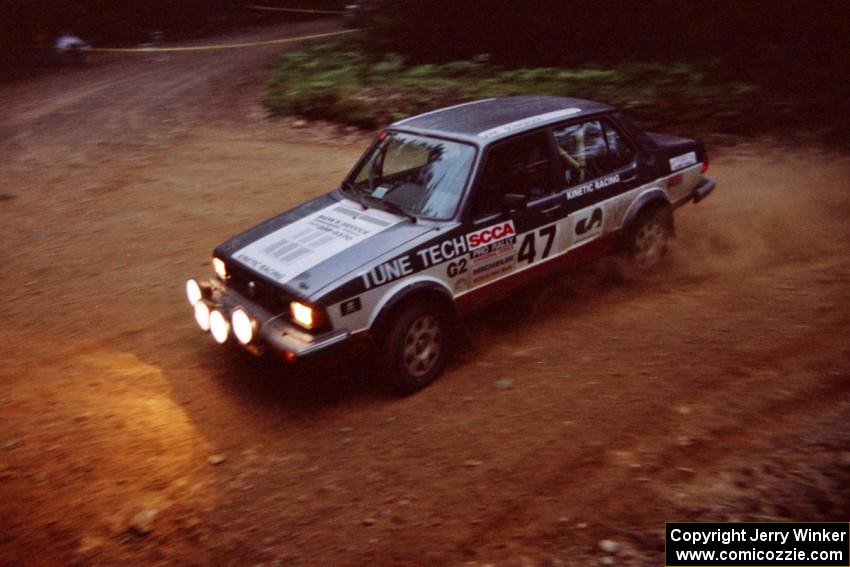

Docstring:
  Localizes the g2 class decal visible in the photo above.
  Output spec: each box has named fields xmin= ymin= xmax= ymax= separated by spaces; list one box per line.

xmin=447 ymin=259 xmax=468 ymax=277
xmin=669 ymin=151 xmax=697 ymax=172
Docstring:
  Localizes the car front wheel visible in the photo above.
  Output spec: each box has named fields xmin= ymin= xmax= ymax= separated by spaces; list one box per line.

xmin=380 ymin=302 xmax=449 ymax=396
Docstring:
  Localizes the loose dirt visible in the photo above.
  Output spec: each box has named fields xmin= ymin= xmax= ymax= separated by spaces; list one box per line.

xmin=1 ymin=20 xmax=849 ymax=567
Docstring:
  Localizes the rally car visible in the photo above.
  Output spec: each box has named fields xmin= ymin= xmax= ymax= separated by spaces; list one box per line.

xmin=185 ymin=96 xmax=715 ymax=394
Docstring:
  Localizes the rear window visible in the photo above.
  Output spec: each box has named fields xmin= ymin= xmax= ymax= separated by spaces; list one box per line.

xmin=553 ymin=118 xmax=635 ymax=185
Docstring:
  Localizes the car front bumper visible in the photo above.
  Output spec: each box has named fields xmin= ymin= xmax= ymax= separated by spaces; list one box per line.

xmin=194 ymin=279 xmax=350 ymax=360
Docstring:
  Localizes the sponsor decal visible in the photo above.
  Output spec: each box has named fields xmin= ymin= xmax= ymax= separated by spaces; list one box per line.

xmin=478 ymin=108 xmax=582 ymax=138
xmin=340 ymin=297 xmax=362 ymax=316
xmin=360 ymin=234 xmax=469 ymax=291
xmin=233 ymin=201 xmax=400 ymax=284
xmin=416 ymin=235 xmax=468 ymax=268
xmin=669 ymin=151 xmax=697 ymax=172
xmin=467 ymin=221 xmax=516 ymax=250
xmin=471 ymin=253 xmax=514 ymax=284
xmin=572 ymin=206 xmax=604 ymax=245
xmin=566 ymin=174 xmax=620 ymax=200
xmin=361 ymin=255 xmax=415 ymax=290
xmin=467 ymin=221 xmax=517 ymax=284
xmin=447 ymin=259 xmax=468 ymax=278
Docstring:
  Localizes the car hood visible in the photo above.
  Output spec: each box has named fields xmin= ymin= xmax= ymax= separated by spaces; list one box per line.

xmin=214 ymin=193 xmax=435 ymax=300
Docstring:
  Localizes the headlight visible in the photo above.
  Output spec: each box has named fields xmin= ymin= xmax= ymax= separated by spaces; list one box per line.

xmin=193 ymin=301 xmax=211 ymax=331
xmin=290 ymin=301 xmax=315 ymax=329
xmin=212 ymin=257 xmax=228 ymax=280
xmin=209 ymin=309 xmax=230 ymax=344
xmin=231 ymin=308 xmax=257 ymax=345
xmin=186 ymin=278 xmax=203 ymax=305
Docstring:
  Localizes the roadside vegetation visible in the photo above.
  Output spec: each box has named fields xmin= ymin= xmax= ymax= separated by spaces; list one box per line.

xmin=264 ymin=1 xmax=848 ymax=144
xmin=265 ymin=40 xmax=770 ymax=138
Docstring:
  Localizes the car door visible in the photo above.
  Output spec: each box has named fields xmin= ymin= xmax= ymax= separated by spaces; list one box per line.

xmin=552 ymin=117 xmax=640 ymax=250
xmin=464 ymin=130 xmax=566 ymax=290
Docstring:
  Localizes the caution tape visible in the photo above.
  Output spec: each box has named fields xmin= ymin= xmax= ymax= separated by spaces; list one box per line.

xmin=246 ymin=5 xmax=346 ymax=15
xmin=88 ymin=27 xmax=361 ymax=53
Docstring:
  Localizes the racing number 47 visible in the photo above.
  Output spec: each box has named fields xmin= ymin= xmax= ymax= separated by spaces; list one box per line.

xmin=518 ymin=225 xmax=556 ymax=265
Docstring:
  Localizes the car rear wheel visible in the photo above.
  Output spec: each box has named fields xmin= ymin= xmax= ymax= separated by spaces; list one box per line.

xmin=380 ymin=301 xmax=449 ymax=396
xmin=628 ymin=208 xmax=671 ymax=271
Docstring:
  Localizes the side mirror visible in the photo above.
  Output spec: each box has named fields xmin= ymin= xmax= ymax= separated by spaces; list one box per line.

xmin=503 ymin=193 xmax=528 ymax=212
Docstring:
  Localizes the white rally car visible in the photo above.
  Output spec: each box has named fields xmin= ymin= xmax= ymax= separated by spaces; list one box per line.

xmin=186 ymin=96 xmax=715 ymax=394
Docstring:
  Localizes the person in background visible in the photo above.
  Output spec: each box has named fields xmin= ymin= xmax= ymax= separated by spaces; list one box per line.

xmin=54 ymin=31 xmax=89 ymax=66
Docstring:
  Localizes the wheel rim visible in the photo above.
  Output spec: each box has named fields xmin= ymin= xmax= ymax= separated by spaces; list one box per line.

xmin=402 ymin=314 xmax=442 ymax=378
xmin=633 ymin=221 xmax=667 ymax=269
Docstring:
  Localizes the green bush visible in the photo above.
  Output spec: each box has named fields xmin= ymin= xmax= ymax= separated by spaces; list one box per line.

xmin=264 ymin=40 xmax=769 ymax=137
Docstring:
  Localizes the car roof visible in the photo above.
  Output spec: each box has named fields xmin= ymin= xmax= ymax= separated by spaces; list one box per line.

xmin=390 ymin=95 xmax=613 ymax=145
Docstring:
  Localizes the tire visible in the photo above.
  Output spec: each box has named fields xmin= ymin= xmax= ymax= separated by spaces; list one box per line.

xmin=379 ymin=301 xmax=450 ymax=396
xmin=626 ymin=207 xmax=671 ymax=271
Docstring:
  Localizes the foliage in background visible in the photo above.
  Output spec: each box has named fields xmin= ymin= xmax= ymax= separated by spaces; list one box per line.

xmin=337 ymin=0 xmax=849 ymax=143
xmin=264 ymin=40 xmax=779 ymax=138
xmin=355 ymin=0 xmax=849 ymax=81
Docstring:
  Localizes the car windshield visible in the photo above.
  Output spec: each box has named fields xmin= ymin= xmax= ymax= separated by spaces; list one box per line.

xmin=344 ymin=132 xmax=476 ymax=220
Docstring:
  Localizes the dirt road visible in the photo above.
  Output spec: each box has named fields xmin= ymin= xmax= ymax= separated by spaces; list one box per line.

xmin=1 ymin=20 xmax=849 ymax=567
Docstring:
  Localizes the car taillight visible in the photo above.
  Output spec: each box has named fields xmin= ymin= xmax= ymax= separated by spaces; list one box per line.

xmin=700 ymin=155 xmax=709 ymax=174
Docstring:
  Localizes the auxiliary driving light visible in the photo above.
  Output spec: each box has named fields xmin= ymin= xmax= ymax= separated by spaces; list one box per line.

xmin=186 ymin=278 xmax=203 ymax=305
xmin=209 ymin=309 xmax=230 ymax=344
xmin=212 ymin=257 xmax=228 ymax=280
xmin=231 ymin=308 xmax=256 ymax=345
xmin=290 ymin=301 xmax=315 ymax=329
xmin=193 ymin=301 xmax=211 ymax=332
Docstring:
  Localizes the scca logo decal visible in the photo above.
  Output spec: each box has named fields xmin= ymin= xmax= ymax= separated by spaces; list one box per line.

xmin=467 ymin=221 xmax=516 ymax=250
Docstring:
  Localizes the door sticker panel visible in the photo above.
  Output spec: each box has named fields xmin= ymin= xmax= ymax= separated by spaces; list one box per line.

xmin=569 ymin=204 xmax=605 ymax=247
xmin=466 ymin=220 xmax=517 ymax=286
